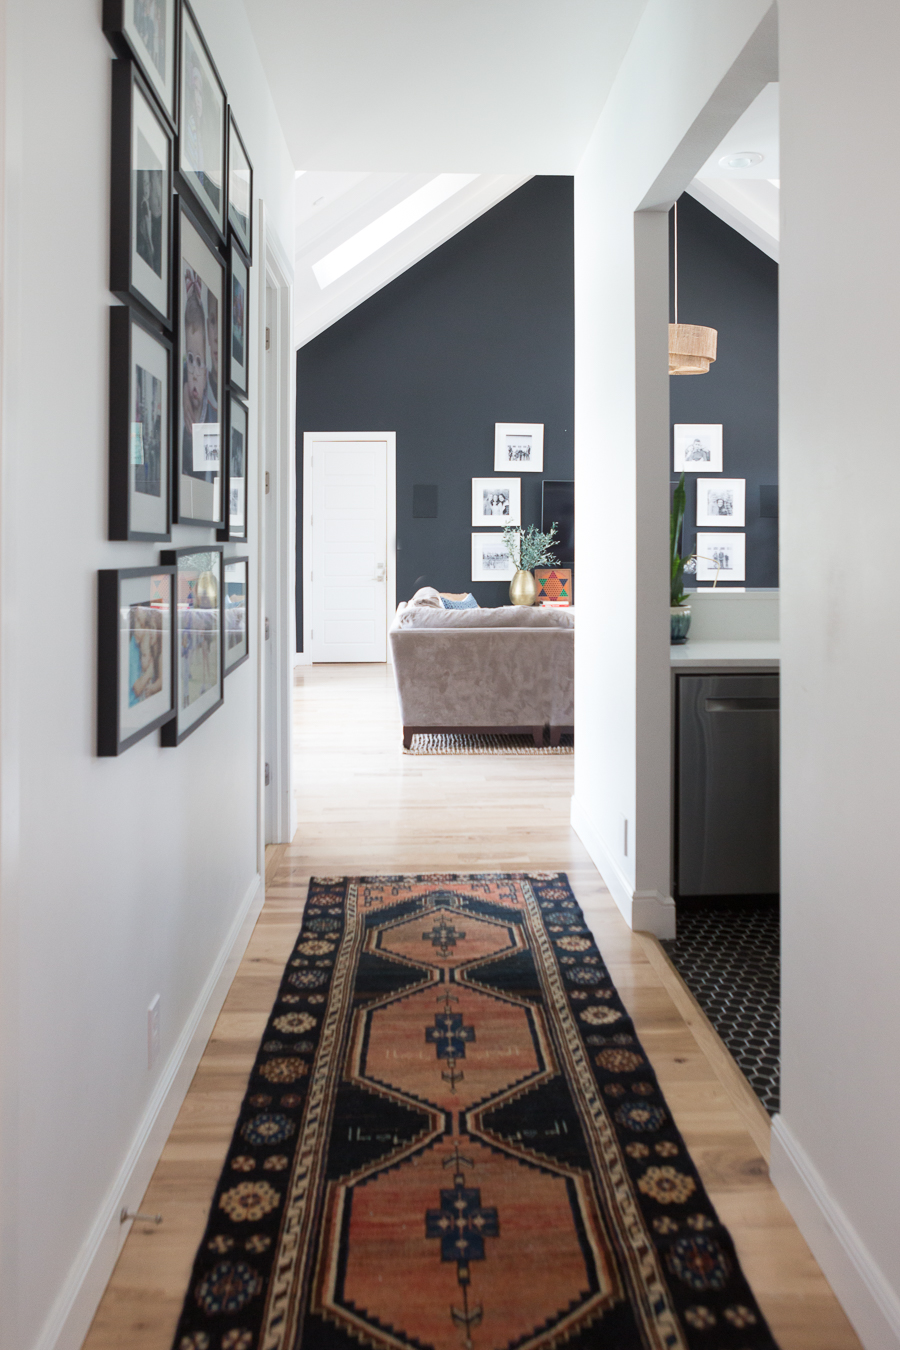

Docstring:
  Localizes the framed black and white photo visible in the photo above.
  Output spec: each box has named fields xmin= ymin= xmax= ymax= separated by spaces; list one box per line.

xmin=229 ymin=242 xmax=249 ymax=396
xmin=98 ymin=565 xmax=175 ymax=755
xmin=695 ymin=532 xmax=746 ymax=583
xmin=494 ymin=422 xmax=544 ymax=472
xmin=471 ymin=477 xmax=520 ymax=526
xmin=175 ymin=197 xmax=225 ymax=527
xmin=224 ymin=556 xmax=249 ymax=674
xmin=218 ymin=394 xmax=248 ymax=542
xmin=674 ymin=423 xmax=723 ymax=472
xmin=696 ymin=477 xmax=745 ymax=527
xmin=471 ymin=532 xmax=515 ymax=582
xmin=103 ymin=0 xmax=177 ymax=127
xmin=110 ymin=60 xmax=174 ymax=328
xmin=160 ymin=546 xmax=224 ymax=745
xmin=228 ymin=112 xmax=253 ymax=261
xmin=178 ymin=2 xmax=227 ymax=239
xmin=109 ymin=306 xmax=172 ymax=540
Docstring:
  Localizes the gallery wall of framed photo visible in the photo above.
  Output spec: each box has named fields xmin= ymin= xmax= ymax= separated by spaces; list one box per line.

xmin=101 ymin=0 xmax=255 ymax=754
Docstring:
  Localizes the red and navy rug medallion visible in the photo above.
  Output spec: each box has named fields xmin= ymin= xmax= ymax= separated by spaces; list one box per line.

xmin=171 ymin=872 xmax=779 ymax=1350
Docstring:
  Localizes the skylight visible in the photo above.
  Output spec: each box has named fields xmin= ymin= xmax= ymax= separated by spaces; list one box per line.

xmin=312 ymin=174 xmax=478 ymax=289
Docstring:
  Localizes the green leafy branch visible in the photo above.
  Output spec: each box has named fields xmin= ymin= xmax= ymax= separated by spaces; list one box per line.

xmin=502 ymin=522 xmax=560 ymax=573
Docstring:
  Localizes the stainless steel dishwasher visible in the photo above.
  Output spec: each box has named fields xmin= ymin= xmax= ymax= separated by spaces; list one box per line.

xmin=676 ymin=673 xmax=779 ymax=896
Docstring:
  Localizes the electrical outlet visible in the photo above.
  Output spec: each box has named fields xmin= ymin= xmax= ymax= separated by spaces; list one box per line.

xmin=148 ymin=995 xmax=160 ymax=1069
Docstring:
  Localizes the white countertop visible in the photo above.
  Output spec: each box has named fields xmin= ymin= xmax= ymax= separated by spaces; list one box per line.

xmin=670 ymin=639 xmax=780 ymax=669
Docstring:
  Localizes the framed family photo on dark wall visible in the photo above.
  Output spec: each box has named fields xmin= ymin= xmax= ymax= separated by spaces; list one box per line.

xmin=228 ymin=242 xmax=249 ymax=396
xmin=98 ymin=565 xmax=175 ymax=755
xmin=103 ymin=0 xmax=178 ymax=128
xmin=109 ymin=305 xmax=172 ymax=540
xmin=178 ymin=1 xmax=227 ymax=240
xmin=110 ymin=59 xmax=174 ymax=328
xmin=218 ymin=393 xmax=248 ymax=542
xmin=160 ymin=545 xmax=224 ymax=745
xmin=174 ymin=196 xmax=225 ymax=528
xmin=224 ymin=556 xmax=249 ymax=674
xmin=228 ymin=113 xmax=253 ymax=261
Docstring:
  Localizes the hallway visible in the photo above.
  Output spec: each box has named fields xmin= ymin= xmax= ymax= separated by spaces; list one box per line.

xmin=84 ymin=664 xmax=860 ymax=1349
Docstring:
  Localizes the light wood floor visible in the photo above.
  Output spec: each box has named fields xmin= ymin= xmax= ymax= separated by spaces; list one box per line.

xmin=83 ymin=663 xmax=861 ymax=1350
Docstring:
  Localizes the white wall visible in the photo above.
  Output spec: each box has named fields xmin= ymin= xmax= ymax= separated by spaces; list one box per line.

xmin=0 ymin=4 xmax=293 ymax=1349
xmin=570 ymin=0 xmax=774 ymax=936
xmin=770 ymin=3 xmax=900 ymax=1345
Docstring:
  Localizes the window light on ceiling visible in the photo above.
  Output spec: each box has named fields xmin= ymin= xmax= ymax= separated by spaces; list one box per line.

xmin=312 ymin=174 xmax=479 ymax=289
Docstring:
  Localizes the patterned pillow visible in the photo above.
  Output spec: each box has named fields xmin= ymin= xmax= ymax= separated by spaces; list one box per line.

xmin=440 ymin=593 xmax=479 ymax=610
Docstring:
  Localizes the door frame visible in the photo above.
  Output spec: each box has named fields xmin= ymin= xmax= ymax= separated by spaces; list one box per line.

xmin=301 ymin=431 xmax=397 ymax=662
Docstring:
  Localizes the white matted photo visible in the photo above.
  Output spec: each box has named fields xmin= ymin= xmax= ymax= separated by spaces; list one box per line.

xmin=673 ymin=423 xmax=723 ymax=472
xmin=696 ymin=477 xmax=745 ymax=527
xmin=494 ymin=423 xmax=544 ymax=472
xmin=695 ymin=532 xmax=746 ymax=582
xmin=472 ymin=477 xmax=520 ymax=526
xmin=471 ymin=532 xmax=515 ymax=581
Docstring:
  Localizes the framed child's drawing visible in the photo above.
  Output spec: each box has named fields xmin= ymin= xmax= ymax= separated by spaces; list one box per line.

xmin=218 ymin=394 xmax=248 ymax=543
xmin=224 ymin=556 xmax=250 ymax=675
xmin=160 ymin=546 xmax=224 ymax=745
xmin=97 ymin=565 xmax=176 ymax=755
xmin=228 ymin=113 xmax=253 ymax=262
xmin=109 ymin=305 xmax=172 ymax=541
xmin=103 ymin=0 xmax=178 ymax=128
xmin=110 ymin=59 xmax=174 ymax=328
xmin=174 ymin=196 xmax=225 ymax=528
xmin=228 ymin=241 xmax=249 ymax=396
xmin=177 ymin=1 xmax=227 ymax=240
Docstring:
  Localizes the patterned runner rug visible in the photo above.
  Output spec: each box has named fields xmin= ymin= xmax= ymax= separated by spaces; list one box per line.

xmin=172 ymin=873 xmax=778 ymax=1350
xmin=405 ymin=734 xmax=573 ymax=755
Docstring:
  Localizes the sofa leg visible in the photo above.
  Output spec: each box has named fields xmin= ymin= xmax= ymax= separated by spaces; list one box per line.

xmin=549 ymin=726 xmax=561 ymax=747
xmin=403 ymin=727 xmax=413 ymax=749
xmin=532 ymin=726 xmax=544 ymax=748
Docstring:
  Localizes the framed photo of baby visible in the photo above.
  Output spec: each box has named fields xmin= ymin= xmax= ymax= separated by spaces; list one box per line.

xmin=224 ymin=557 xmax=249 ymax=675
xmin=175 ymin=197 xmax=225 ymax=527
xmin=110 ymin=59 xmax=174 ymax=328
xmin=160 ymin=546 xmax=224 ymax=745
xmin=109 ymin=306 xmax=172 ymax=540
xmin=178 ymin=2 xmax=227 ymax=239
xmin=229 ymin=242 xmax=249 ymax=396
xmin=97 ymin=565 xmax=175 ymax=756
xmin=103 ymin=0 xmax=177 ymax=127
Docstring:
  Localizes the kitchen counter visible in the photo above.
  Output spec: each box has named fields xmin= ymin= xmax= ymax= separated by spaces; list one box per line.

xmin=670 ymin=639 xmax=780 ymax=669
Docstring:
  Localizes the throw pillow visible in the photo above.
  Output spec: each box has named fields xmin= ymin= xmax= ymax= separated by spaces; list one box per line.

xmin=440 ymin=593 xmax=479 ymax=610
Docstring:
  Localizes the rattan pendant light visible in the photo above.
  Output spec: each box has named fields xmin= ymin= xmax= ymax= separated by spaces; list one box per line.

xmin=669 ymin=201 xmax=717 ymax=375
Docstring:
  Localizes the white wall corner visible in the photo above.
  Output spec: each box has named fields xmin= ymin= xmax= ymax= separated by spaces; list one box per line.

xmin=35 ymin=873 xmax=265 ymax=1350
xmin=570 ymin=796 xmax=676 ymax=939
xmin=770 ymin=1116 xmax=900 ymax=1350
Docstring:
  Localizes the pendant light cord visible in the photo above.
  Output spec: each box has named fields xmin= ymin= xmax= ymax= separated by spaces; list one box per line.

xmin=674 ymin=199 xmax=678 ymax=325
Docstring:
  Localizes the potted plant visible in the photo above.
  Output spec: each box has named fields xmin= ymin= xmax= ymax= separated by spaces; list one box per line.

xmin=502 ymin=523 xmax=560 ymax=606
xmin=671 ymin=473 xmax=693 ymax=643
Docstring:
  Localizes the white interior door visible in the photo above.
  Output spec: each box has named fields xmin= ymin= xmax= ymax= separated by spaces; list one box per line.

xmin=308 ymin=435 xmax=394 ymax=662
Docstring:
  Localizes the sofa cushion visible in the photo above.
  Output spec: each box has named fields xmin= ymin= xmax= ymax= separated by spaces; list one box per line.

xmin=440 ymin=593 xmax=479 ymax=609
xmin=394 ymin=604 xmax=574 ymax=630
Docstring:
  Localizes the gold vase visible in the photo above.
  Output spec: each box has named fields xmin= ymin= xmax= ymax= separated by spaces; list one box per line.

xmin=509 ymin=570 xmax=537 ymax=606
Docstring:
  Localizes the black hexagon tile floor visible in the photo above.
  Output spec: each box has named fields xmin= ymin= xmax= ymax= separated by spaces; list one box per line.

xmin=661 ymin=900 xmax=780 ymax=1114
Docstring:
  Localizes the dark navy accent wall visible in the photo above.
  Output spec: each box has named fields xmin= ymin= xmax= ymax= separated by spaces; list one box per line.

xmin=295 ymin=177 xmax=575 ymax=647
xmin=669 ymin=193 xmax=779 ymax=589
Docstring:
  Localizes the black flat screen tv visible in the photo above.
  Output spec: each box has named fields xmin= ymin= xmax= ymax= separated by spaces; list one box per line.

xmin=541 ymin=479 xmax=574 ymax=565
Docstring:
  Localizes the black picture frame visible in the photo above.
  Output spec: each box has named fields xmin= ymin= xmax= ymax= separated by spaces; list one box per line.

xmin=103 ymin=0 xmax=178 ymax=129
xmin=109 ymin=305 xmax=172 ymax=541
xmin=177 ymin=0 xmax=227 ymax=242
xmin=218 ymin=392 xmax=249 ymax=542
xmin=228 ymin=240 xmax=249 ymax=396
xmin=98 ymin=565 xmax=176 ymax=755
xmin=227 ymin=112 xmax=253 ymax=262
xmin=174 ymin=194 xmax=226 ymax=528
xmin=111 ymin=59 xmax=175 ymax=329
xmin=160 ymin=545 xmax=225 ymax=745
xmin=223 ymin=555 xmax=250 ymax=675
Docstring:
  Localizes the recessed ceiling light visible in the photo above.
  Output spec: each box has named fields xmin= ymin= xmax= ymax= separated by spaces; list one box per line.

xmin=719 ymin=151 xmax=765 ymax=169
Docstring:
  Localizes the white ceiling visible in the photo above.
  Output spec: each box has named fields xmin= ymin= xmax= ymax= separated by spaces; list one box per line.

xmin=242 ymin=0 xmax=649 ymax=174
xmin=688 ymin=82 xmax=780 ymax=261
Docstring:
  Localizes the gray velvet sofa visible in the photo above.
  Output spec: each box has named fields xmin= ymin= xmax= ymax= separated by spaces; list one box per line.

xmin=389 ymin=589 xmax=574 ymax=747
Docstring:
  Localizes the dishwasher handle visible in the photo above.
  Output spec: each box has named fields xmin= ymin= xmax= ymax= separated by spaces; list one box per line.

xmin=705 ymin=697 xmax=779 ymax=712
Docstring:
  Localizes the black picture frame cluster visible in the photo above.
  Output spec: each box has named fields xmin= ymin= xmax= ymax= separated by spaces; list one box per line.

xmin=99 ymin=0 xmax=253 ymax=756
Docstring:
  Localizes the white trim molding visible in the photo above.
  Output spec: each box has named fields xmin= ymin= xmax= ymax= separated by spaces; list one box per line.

xmin=770 ymin=1115 xmax=900 ymax=1350
xmin=34 ymin=873 xmax=264 ymax=1350
xmin=570 ymin=796 xmax=676 ymax=938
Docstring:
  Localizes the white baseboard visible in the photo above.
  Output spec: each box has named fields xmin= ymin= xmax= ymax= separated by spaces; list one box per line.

xmin=770 ymin=1115 xmax=900 ymax=1350
xmin=293 ymin=652 xmax=311 ymax=667
xmin=570 ymin=796 xmax=676 ymax=938
xmin=36 ymin=872 xmax=265 ymax=1350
